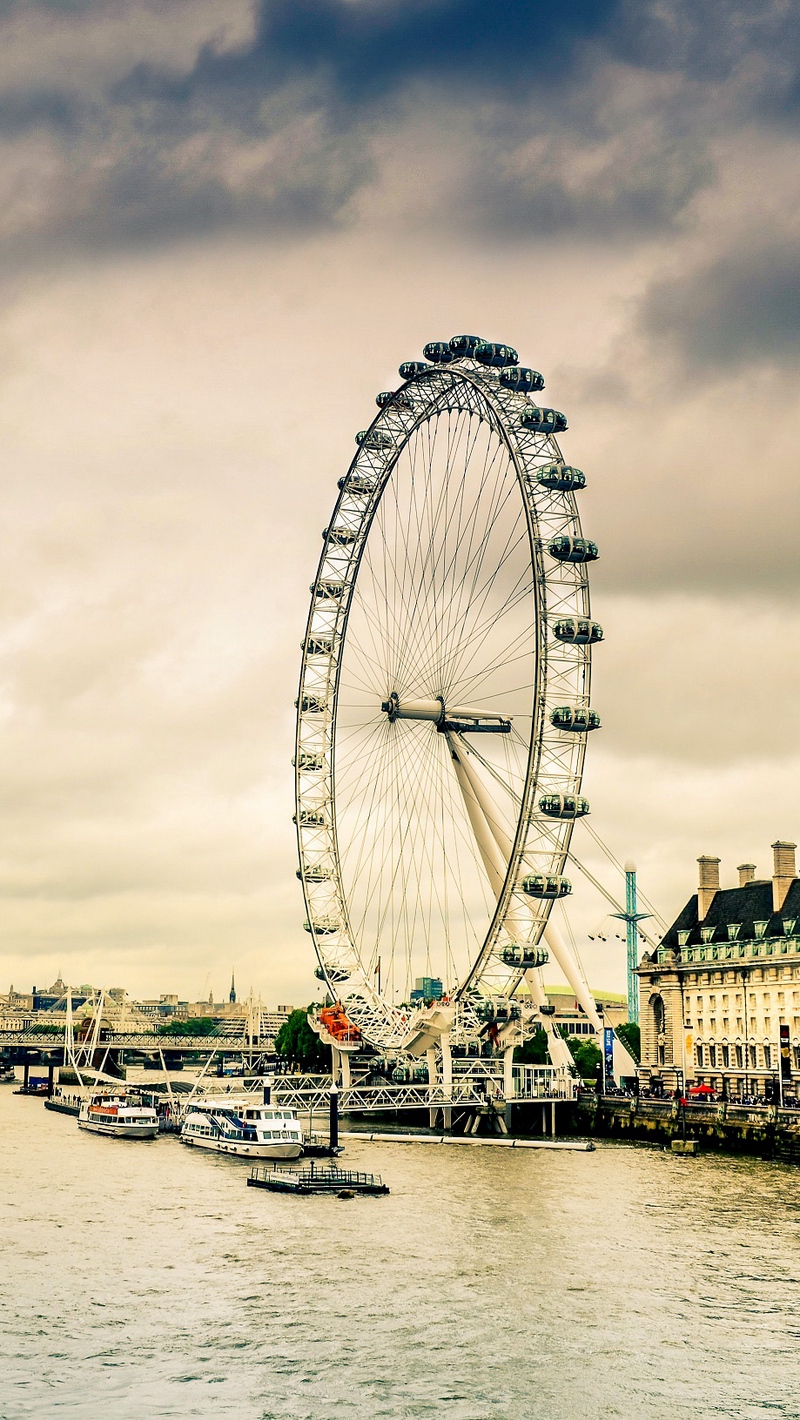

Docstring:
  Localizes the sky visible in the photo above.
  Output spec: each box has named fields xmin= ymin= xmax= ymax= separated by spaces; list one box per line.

xmin=2 ymin=0 xmax=800 ymax=1006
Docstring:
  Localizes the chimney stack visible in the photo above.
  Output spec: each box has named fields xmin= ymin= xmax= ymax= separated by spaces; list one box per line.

xmin=737 ymin=863 xmax=756 ymax=887
xmin=771 ymin=840 xmax=797 ymax=912
xmin=697 ymin=856 xmax=720 ymax=920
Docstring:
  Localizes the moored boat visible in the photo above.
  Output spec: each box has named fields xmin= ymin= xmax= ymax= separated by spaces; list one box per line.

xmin=78 ymin=1092 xmax=159 ymax=1139
xmin=180 ymin=1097 xmax=303 ymax=1159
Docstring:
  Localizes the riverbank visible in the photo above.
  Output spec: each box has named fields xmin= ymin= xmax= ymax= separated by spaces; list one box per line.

xmin=572 ymin=1093 xmax=800 ymax=1161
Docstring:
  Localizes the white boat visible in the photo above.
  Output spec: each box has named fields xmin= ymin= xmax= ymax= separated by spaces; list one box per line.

xmin=179 ymin=1097 xmax=303 ymax=1159
xmin=77 ymin=1092 xmax=159 ymax=1139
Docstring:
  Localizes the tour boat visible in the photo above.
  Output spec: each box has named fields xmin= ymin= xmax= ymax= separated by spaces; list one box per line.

xmin=77 ymin=1092 xmax=159 ymax=1139
xmin=179 ymin=1097 xmax=303 ymax=1159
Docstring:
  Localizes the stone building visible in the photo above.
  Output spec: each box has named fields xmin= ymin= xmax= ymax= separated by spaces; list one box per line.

xmin=637 ymin=841 xmax=800 ymax=1100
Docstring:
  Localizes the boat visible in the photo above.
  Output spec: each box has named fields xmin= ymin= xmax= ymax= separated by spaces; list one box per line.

xmin=77 ymin=1092 xmax=159 ymax=1139
xmin=179 ymin=1096 xmax=303 ymax=1159
xmin=44 ymin=1083 xmax=90 ymax=1117
xmin=13 ymin=1079 xmax=49 ymax=1096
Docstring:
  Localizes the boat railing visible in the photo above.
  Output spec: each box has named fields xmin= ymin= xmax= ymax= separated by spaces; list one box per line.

xmin=249 ymin=1163 xmax=384 ymax=1188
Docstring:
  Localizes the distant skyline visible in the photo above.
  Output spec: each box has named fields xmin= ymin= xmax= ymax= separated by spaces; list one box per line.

xmin=1 ymin=1 xmax=799 ymax=1002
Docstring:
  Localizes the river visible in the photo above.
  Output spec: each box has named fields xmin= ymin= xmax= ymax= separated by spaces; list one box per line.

xmin=1 ymin=1085 xmax=799 ymax=1419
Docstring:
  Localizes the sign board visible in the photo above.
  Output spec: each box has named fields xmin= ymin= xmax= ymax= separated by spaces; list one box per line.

xmin=604 ymin=1027 xmax=615 ymax=1086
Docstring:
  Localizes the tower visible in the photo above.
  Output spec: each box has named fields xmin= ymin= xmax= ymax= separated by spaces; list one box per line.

xmin=229 ymin=972 xmax=236 ymax=1005
xmin=612 ymin=861 xmax=650 ymax=1025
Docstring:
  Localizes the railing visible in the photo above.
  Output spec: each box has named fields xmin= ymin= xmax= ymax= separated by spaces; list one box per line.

xmin=0 ymin=1031 xmax=273 ymax=1052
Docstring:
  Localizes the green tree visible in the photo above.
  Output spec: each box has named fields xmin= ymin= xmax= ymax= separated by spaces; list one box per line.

xmin=275 ymin=1007 xmax=330 ymax=1071
xmin=158 ymin=1017 xmax=218 ymax=1037
xmin=566 ymin=1035 xmax=602 ymax=1080
xmin=513 ymin=1028 xmax=550 ymax=1065
xmin=615 ymin=1021 xmax=641 ymax=1063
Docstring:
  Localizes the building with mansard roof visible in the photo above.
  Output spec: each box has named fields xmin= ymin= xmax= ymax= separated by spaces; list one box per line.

xmin=637 ymin=841 xmax=800 ymax=1101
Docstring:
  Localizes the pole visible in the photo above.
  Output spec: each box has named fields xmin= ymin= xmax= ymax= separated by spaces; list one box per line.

xmin=328 ymin=1083 xmax=339 ymax=1152
xmin=625 ymin=863 xmax=639 ymax=1026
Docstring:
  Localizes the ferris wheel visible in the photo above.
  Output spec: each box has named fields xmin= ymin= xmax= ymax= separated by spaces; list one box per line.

xmin=294 ymin=335 xmax=603 ymax=1059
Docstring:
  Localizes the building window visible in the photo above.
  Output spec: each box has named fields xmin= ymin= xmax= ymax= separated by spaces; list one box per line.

xmin=783 ymin=919 xmax=796 ymax=937
xmin=678 ymin=931 xmax=690 ymax=946
xmin=695 ymin=1044 xmax=704 ymax=1067
xmin=764 ymin=1044 xmax=771 ymax=1069
xmin=701 ymin=927 xmax=715 ymax=943
xmin=727 ymin=924 xmax=741 ymax=941
xmin=794 ymin=1047 xmax=800 ymax=1070
xmin=721 ymin=1045 xmax=729 ymax=1067
xmin=750 ymin=1045 xmax=757 ymax=1069
xmin=709 ymin=1045 xmax=717 ymax=1067
xmin=735 ymin=1045 xmax=743 ymax=1068
xmin=754 ymin=921 xmax=768 ymax=938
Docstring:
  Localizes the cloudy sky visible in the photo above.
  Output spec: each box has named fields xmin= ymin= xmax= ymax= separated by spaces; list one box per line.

xmin=2 ymin=0 xmax=800 ymax=1005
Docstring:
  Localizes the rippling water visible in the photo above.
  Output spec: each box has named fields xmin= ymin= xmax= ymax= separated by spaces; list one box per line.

xmin=2 ymin=1086 xmax=800 ymax=1419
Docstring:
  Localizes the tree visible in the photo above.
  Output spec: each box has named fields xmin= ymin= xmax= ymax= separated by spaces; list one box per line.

xmin=158 ymin=1017 xmax=218 ymax=1037
xmin=513 ymin=1028 xmax=550 ymax=1065
xmin=565 ymin=1035 xmax=602 ymax=1080
xmin=275 ymin=1007 xmax=330 ymax=1071
xmin=616 ymin=1021 xmax=641 ymax=1063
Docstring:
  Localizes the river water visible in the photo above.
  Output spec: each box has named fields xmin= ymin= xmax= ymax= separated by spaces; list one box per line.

xmin=1 ymin=1086 xmax=799 ymax=1420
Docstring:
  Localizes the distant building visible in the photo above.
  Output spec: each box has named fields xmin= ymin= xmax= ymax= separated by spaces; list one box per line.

xmin=229 ymin=973 xmax=236 ymax=1004
xmin=544 ymin=987 xmax=627 ymax=1039
xmin=410 ymin=977 xmax=443 ymax=1002
xmin=637 ymin=842 xmax=800 ymax=1099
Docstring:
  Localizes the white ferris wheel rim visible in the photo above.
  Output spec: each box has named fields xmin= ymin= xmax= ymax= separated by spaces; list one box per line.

xmin=294 ymin=350 xmax=596 ymax=1050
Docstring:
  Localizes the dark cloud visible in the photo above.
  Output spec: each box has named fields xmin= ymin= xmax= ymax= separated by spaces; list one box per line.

xmin=641 ymin=236 xmax=800 ymax=370
xmin=1 ymin=0 xmax=800 ymax=258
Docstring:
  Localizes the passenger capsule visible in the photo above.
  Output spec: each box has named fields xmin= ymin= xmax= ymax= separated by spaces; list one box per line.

xmin=539 ymin=793 xmax=590 ymax=820
xmin=550 ymin=705 xmax=602 ymax=732
xmin=500 ymin=366 xmax=545 ymax=393
xmin=449 ymin=334 xmax=485 ymax=356
xmin=294 ymin=752 xmax=323 ymax=772
xmin=303 ymin=918 xmax=339 ymax=935
xmin=297 ymin=864 xmax=333 ymax=882
xmin=398 ymin=360 xmax=431 ymax=379
xmin=522 ymin=873 xmax=572 ymax=899
xmin=535 ymin=462 xmax=586 ymax=493
xmin=355 ymin=428 xmax=394 ymax=449
xmin=520 ymin=406 xmax=568 ymax=434
xmin=293 ymin=809 xmax=327 ymax=827
xmin=338 ymin=473 xmax=376 ymax=495
xmin=552 ymin=618 xmax=604 ymax=645
xmin=323 ymin=526 xmax=358 ymax=546
xmin=548 ymin=536 xmax=598 ymax=564
xmin=499 ymin=945 xmax=549 ymax=969
xmin=423 ymin=341 xmax=457 ymax=363
xmin=474 ymin=341 xmax=519 ymax=368
xmin=296 ymin=693 xmax=326 ymax=713
xmin=304 ymin=636 xmax=333 ymax=656
xmin=376 ymin=390 xmax=411 ymax=409
xmin=314 ymin=965 xmax=349 ymax=982
xmin=539 ymin=1003 xmax=556 ymax=1015
xmin=313 ymin=579 xmax=345 ymax=599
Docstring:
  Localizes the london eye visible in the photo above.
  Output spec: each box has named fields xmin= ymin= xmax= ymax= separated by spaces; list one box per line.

xmin=294 ymin=336 xmax=604 ymax=1065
